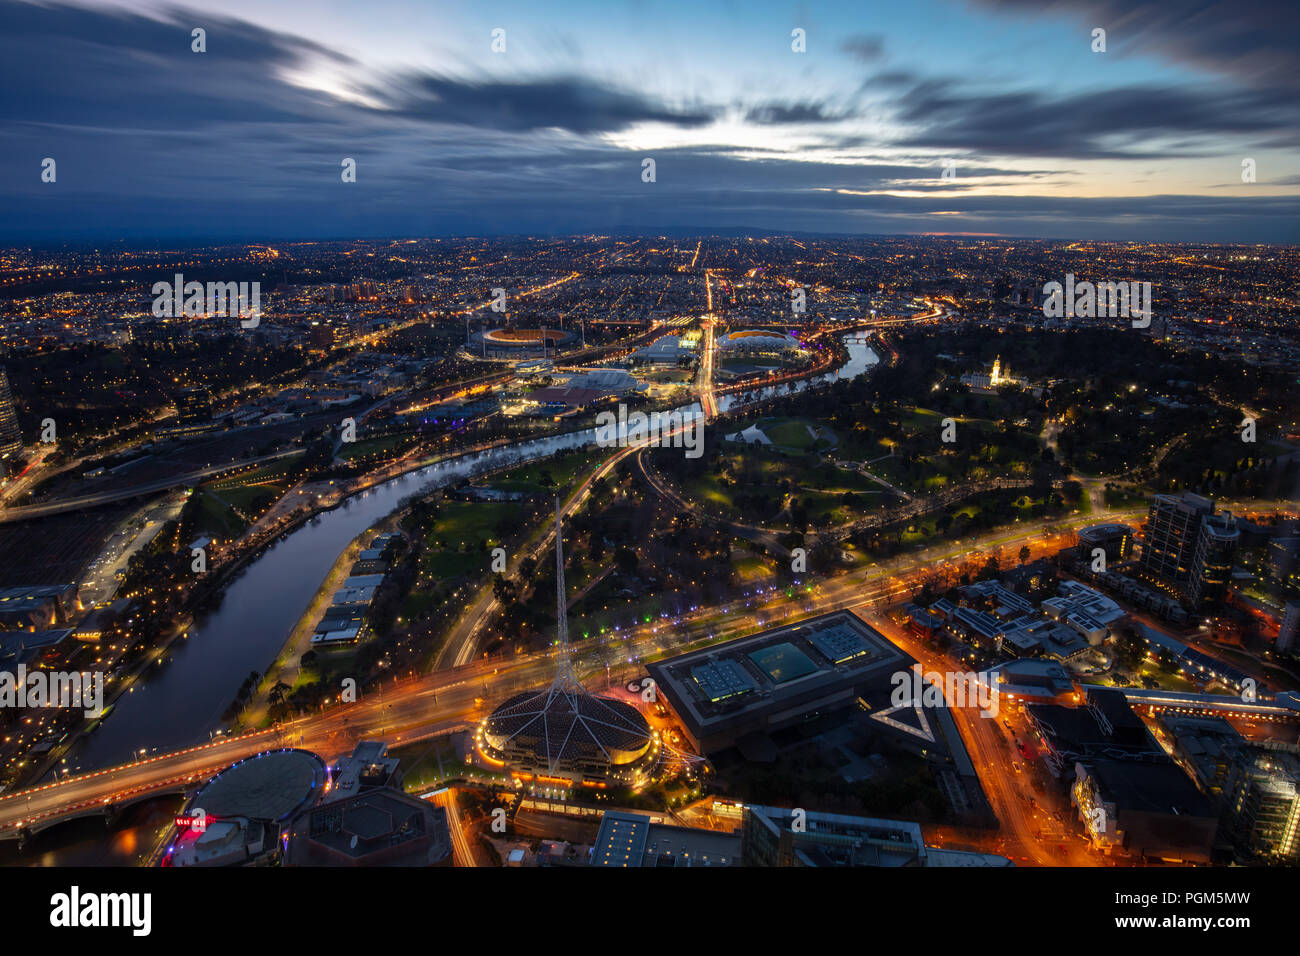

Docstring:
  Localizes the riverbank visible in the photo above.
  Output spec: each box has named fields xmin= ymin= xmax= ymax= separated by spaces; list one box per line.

xmin=52 ymin=334 xmax=880 ymax=772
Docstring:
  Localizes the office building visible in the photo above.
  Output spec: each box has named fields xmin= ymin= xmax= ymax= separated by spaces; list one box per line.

xmin=1139 ymin=493 xmax=1239 ymax=609
xmin=1076 ymin=523 xmax=1134 ymax=566
xmin=1187 ymin=511 xmax=1240 ymax=607
xmin=0 ymin=366 xmax=23 ymax=465
xmin=1162 ymin=715 xmax=1300 ymax=862
xmin=176 ymin=386 xmax=212 ymax=424
xmin=740 ymin=805 xmax=1011 ymax=867
xmin=1072 ymin=759 xmax=1217 ymax=863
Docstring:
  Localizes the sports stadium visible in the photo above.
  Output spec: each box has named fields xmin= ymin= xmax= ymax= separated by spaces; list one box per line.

xmin=715 ymin=329 xmax=801 ymax=353
xmin=469 ymin=326 xmax=578 ymax=360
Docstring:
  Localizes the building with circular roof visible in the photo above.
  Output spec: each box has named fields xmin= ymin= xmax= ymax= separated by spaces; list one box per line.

xmin=477 ymin=685 xmax=659 ymax=790
xmin=166 ymin=748 xmax=327 ymax=867
xmin=716 ymin=330 xmax=800 ymax=353
xmin=189 ymin=748 xmax=327 ymax=821
xmin=469 ymin=326 xmax=578 ymax=359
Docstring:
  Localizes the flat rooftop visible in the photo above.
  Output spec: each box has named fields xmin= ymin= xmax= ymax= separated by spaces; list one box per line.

xmin=592 ymin=810 xmax=739 ymax=867
xmin=749 ymin=642 xmax=818 ymax=683
xmin=648 ymin=611 xmax=908 ymax=747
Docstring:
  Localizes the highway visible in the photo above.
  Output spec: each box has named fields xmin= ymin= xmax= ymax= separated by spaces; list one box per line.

xmin=698 ymin=271 xmax=720 ymax=420
xmin=0 ymin=504 xmax=1148 ymax=844
xmin=0 ymin=449 xmax=302 ymax=523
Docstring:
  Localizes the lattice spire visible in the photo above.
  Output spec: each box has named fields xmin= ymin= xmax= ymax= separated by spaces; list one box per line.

xmin=547 ymin=497 xmax=584 ymax=701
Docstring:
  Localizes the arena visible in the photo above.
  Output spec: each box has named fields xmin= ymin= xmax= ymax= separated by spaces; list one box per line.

xmin=716 ymin=329 xmax=801 ymax=353
xmin=165 ymin=748 xmax=327 ymax=866
xmin=469 ymin=326 xmax=578 ymax=359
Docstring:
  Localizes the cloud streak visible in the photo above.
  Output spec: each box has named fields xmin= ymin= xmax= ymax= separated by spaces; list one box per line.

xmin=0 ymin=0 xmax=1294 ymax=242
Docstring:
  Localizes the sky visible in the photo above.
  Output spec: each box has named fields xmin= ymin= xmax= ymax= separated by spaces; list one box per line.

xmin=1 ymin=0 xmax=1297 ymax=242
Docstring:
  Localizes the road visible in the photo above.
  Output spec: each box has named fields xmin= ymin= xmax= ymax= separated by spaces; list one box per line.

xmin=432 ymin=415 xmax=705 ymax=670
xmin=698 ymin=273 xmax=719 ymax=420
xmin=436 ymin=788 xmax=477 ymax=867
xmin=0 ymin=449 xmax=302 ymax=523
xmin=0 ymin=505 xmax=1148 ymax=843
xmin=874 ymin=612 xmax=1100 ymax=865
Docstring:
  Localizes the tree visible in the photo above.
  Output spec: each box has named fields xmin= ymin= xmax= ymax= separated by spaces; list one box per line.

xmin=614 ymin=547 xmax=639 ymax=575
xmin=268 ymin=681 xmax=291 ymax=707
xmin=1018 ymin=545 xmax=1031 ymax=565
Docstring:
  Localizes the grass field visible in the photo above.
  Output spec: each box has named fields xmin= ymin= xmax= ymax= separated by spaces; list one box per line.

xmin=209 ymin=452 xmax=303 ymax=488
xmin=430 ymin=500 xmax=525 ymax=548
xmin=340 ymin=435 xmax=411 ymax=462
xmin=192 ymin=489 xmax=246 ymax=539
xmin=489 ymin=450 xmax=606 ymax=495
xmin=677 ymin=444 xmax=887 ymax=529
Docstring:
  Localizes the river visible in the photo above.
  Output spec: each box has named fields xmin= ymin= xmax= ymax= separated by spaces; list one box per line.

xmin=60 ymin=335 xmax=879 ymax=774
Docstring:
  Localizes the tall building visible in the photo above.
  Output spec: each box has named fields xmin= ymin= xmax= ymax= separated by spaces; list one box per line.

xmin=1187 ymin=511 xmax=1240 ymax=608
xmin=0 ymin=366 xmax=23 ymax=464
xmin=1140 ymin=493 xmax=1213 ymax=582
xmin=1139 ymin=493 xmax=1238 ymax=609
xmin=176 ymin=387 xmax=212 ymax=425
xmin=1162 ymin=715 xmax=1300 ymax=862
xmin=1236 ymin=752 xmax=1300 ymax=862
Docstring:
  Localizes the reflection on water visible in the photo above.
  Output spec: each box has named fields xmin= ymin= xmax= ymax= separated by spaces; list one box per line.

xmin=0 ymin=796 xmax=182 ymax=867
xmin=64 ymin=336 xmax=878 ymax=773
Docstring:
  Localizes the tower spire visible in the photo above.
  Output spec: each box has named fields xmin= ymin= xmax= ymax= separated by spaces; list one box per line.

xmin=548 ymin=497 xmax=583 ymax=699
xmin=555 ymin=496 xmax=570 ymax=652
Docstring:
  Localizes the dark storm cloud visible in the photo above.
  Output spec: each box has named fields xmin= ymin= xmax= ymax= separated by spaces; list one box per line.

xmin=862 ymin=70 xmax=919 ymax=89
xmin=745 ymin=102 xmax=847 ymax=124
xmin=0 ymin=1 xmax=1294 ymax=242
xmin=7 ymin=139 xmax=1297 ymax=241
xmin=0 ymin=0 xmax=711 ymax=136
xmin=891 ymin=77 xmax=1299 ymax=158
xmin=374 ymin=73 xmax=716 ymax=133
xmin=967 ymin=0 xmax=1300 ymax=93
xmin=0 ymin=0 xmax=353 ymax=127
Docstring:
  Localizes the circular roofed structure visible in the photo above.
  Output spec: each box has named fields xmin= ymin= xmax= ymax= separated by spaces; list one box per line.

xmin=717 ymin=330 xmax=800 ymax=351
xmin=479 ymin=687 xmax=658 ymax=787
xmin=471 ymin=327 xmax=577 ymax=359
xmin=187 ymin=748 xmax=327 ymax=824
xmin=482 ymin=328 xmax=570 ymax=345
